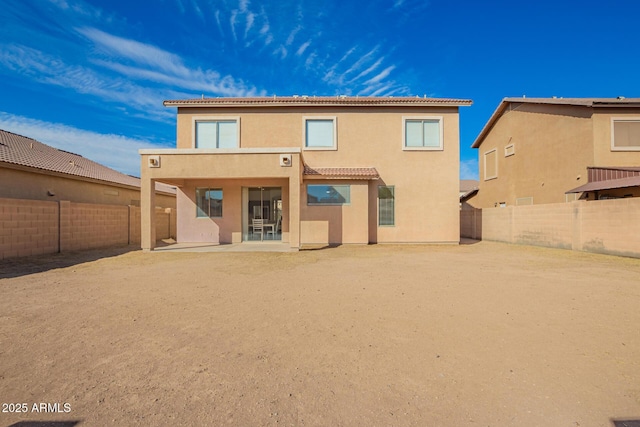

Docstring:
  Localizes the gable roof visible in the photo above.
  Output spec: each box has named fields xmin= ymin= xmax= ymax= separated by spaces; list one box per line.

xmin=472 ymin=97 xmax=640 ymax=149
xmin=0 ymin=129 xmax=175 ymax=194
xmin=164 ymin=95 xmax=473 ymax=108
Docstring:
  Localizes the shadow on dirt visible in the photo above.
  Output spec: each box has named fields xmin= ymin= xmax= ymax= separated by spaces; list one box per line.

xmin=8 ymin=422 xmax=82 ymax=427
xmin=0 ymin=245 xmax=138 ymax=279
xmin=612 ymin=419 xmax=640 ymax=427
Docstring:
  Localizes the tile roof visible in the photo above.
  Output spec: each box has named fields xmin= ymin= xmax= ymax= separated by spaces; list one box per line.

xmin=0 ymin=129 xmax=175 ymax=194
xmin=472 ymin=97 xmax=640 ymax=148
xmin=164 ymin=96 xmax=473 ymax=108
xmin=460 ymin=179 xmax=479 ymax=192
xmin=502 ymin=97 xmax=640 ymax=106
xmin=303 ymin=165 xmax=379 ymax=180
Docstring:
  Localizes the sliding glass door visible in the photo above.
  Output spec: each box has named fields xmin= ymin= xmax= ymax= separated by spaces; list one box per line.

xmin=242 ymin=187 xmax=282 ymax=241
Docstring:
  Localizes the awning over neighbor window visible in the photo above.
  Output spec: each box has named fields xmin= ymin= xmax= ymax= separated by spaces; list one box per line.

xmin=566 ymin=175 xmax=640 ymax=193
xmin=566 ymin=166 xmax=640 ymax=193
xmin=303 ymin=165 xmax=379 ymax=180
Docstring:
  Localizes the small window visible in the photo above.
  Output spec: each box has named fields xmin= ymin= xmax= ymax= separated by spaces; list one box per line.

xmin=304 ymin=118 xmax=336 ymax=150
xmin=195 ymin=120 xmax=238 ymax=148
xmin=307 ymin=184 xmax=350 ymax=205
xmin=484 ymin=149 xmax=498 ymax=180
xmin=378 ymin=186 xmax=395 ymax=226
xmin=403 ymin=117 xmax=443 ymax=150
xmin=505 ymin=144 xmax=515 ymax=157
xmin=196 ymin=188 xmax=223 ymax=217
xmin=612 ymin=119 xmax=640 ymax=151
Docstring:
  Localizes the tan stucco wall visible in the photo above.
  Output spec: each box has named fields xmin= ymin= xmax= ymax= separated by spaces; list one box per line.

xmin=300 ymin=180 xmax=369 ymax=244
xmin=471 ymin=103 xmax=594 ymax=208
xmin=592 ymin=109 xmax=640 ymax=166
xmin=0 ymin=165 xmax=176 ymax=209
xmin=168 ymin=106 xmax=461 ymax=244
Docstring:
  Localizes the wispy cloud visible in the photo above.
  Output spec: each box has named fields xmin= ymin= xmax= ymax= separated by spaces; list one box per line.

xmin=296 ymin=40 xmax=311 ymax=56
xmin=0 ymin=112 xmax=165 ymax=176
xmin=77 ymin=27 xmax=264 ymax=97
xmin=365 ymin=65 xmax=395 ymax=85
xmin=460 ymin=158 xmax=479 ymax=180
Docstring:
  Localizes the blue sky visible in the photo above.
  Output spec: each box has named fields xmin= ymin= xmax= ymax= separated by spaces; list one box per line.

xmin=1 ymin=0 xmax=639 ymax=179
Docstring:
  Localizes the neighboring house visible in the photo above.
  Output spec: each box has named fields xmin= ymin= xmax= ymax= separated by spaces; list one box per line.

xmin=469 ymin=97 xmax=640 ymax=208
xmin=459 ymin=179 xmax=478 ymax=210
xmin=0 ymin=129 xmax=176 ymax=207
xmin=460 ymin=179 xmax=478 ymax=199
xmin=139 ymin=96 xmax=472 ymax=250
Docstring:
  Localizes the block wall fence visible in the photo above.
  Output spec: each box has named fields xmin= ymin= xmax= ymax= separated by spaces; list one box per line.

xmin=0 ymin=197 xmax=175 ymax=260
xmin=461 ymin=198 xmax=640 ymax=258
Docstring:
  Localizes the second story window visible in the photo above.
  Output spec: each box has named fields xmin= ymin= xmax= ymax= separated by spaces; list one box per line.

xmin=612 ymin=118 xmax=640 ymax=151
xmin=195 ymin=119 xmax=238 ymax=148
xmin=403 ymin=117 xmax=443 ymax=150
xmin=304 ymin=117 xmax=337 ymax=150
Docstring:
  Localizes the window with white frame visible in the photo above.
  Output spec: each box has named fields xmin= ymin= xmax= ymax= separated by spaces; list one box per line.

xmin=307 ymin=184 xmax=350 ymax=205
xmin=195 ymin=120 xmax=238 ymax=148
xmin=484 ymin=149 xmax=498 ymax=180
xmin=196 ymin=188 xmax=223 ymax=217
xmin=378 ymin=186 xmax=395 ymax=226
xmin=612 ymin=118 xmax=640 ymax=150
xmin=304 ymin=118 xmax=336 ymax=149
xmin=403 ymin=117 xmax=443 ymax=150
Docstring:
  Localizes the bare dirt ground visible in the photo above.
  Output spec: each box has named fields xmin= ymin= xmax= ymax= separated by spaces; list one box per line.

xmin=1 ymin=241 xmax=639 ymax=427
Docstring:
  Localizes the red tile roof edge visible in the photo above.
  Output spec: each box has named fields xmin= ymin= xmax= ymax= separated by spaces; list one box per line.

xmin=303 ymin=165 xmax=380 ymax=180
xmin=164 ymin=96 xmax=472 ymax=107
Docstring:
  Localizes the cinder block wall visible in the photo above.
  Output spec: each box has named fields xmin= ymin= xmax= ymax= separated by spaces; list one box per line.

xmin=579 ymin=198 xmax=640 ymax=257
xmin=61 ymin=203 xmax=129 ymax=251
xmin=461 ymin=198 xmax=640 ymax=258
xmin=1 ymin=198 xmax=176 ymax=260
xmin=0 ymin=198 xmax=59 ymax=260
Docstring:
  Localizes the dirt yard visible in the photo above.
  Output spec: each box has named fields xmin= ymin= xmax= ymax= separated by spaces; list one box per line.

xmin=1 ymin=241 xmax=639 ymax=426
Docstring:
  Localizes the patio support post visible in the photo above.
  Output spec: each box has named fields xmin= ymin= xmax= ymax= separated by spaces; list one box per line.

xmin=288 ymin=175 xmax=301 ymax=249
xmin=141 ymin=177 xmax=156 ymax=251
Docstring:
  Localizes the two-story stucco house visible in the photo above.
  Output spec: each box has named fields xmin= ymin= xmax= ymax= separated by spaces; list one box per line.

xmin=469 ymin=97 xmax=640 ymax=208
xmin=139 ymin=96 xmax=472 ymax=251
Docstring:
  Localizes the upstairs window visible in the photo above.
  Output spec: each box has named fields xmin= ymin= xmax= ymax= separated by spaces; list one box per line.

xmin=195 ymin=120 xmax=238 ymax=148
xmin=403 ymin=117 xmax=443 ymax=150
xmin=304 ymin=118 xmax=336 ymax=150
xmin=612 ymin=119 xmax=640 ymax=151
